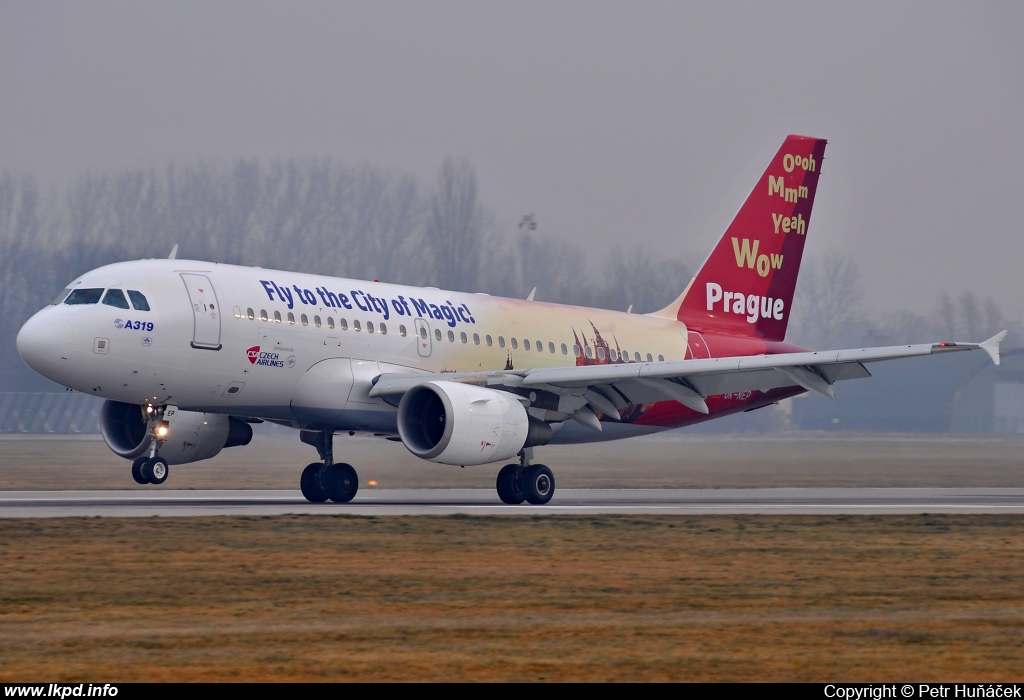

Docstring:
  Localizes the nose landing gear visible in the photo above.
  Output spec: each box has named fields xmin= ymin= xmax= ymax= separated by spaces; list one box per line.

xmin=130 ymin=404 xmax=174 ymax=485
xmin=132 ymin=456 xmax=169 ymax=485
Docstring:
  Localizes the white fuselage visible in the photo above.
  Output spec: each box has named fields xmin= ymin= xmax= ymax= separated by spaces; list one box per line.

xmin=17 ymin=259 xmax=693 ymax=441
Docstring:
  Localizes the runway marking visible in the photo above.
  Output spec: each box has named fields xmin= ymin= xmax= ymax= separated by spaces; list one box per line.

xmin=2 ymin=489 xmax=1023 ymax=517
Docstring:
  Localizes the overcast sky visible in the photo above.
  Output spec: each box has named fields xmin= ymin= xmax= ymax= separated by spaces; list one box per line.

xmin=2 ymin=1 xmax=1022 ymax=319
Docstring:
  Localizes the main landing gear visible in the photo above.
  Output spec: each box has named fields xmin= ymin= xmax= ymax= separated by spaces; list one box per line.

xmin=496 ymin=448 xmax=555 ymax=505
xmin=299 ymin=430 xmax=359 ymax=503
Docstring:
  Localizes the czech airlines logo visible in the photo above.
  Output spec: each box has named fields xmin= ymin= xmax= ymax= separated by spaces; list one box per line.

xmin=247 ymin=345 xmax=286 ymax=368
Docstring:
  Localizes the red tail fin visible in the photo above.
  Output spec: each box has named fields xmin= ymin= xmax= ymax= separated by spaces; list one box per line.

xmin=656 ymin=135 xmax=827 ymax=342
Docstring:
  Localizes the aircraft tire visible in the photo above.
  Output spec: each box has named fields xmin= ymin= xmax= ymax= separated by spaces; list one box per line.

xmin=300 ymin=462 xmax=330 ymax=503
xmin=496 ymin=464 xmax=526 ymax=505
xmin=144 ymin=457 xmax=169 ymax=485
xmin=327 ymin=463 xmax=358 ymax=503
xmin=522 ymin=464 xmax=555 ymax=505
xmin=131 ymin=457 xmax=150 ymax=485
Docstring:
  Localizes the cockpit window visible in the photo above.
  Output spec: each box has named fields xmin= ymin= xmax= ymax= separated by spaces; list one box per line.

xmin=64 ymin=288 xmax=104 ymax=305
xmin=127 ymin=290 xmax=150 ymax=311
xmin=101 ymin=289 xmax=130 ymax=309
xmin=51 ymin=288 xmax=72 ymax=305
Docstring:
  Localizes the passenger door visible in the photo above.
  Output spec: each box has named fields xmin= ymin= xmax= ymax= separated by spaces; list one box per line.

xmin=181 ymin=273 xmax=222 ymax=350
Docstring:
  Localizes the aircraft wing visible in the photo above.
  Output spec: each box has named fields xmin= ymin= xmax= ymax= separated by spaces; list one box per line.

xmin=369 ymin=332 xmax=1007 ymax=423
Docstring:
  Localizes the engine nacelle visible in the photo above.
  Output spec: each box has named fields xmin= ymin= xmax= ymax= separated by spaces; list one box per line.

xmin=100 ymin=400 xmax=253 ymax=465
xmin=397 ymin=381 xmax=551 ymax=466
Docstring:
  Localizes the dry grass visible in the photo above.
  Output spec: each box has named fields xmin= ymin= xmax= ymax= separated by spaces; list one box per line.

xmin=1 ymin=514 xmax=1023 ymax=681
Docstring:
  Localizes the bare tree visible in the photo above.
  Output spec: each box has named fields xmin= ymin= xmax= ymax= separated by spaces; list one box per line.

xmin=936 ymin=289 xmax=1007 ymax=340
xmin=425 ymin=158 xmax=485 ymax=291
xmin=788 ymin=251 xmax=864 ymax=349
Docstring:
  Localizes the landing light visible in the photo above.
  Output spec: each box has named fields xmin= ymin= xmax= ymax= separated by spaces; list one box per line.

xmin=156 ymin=421 xmax=169 ymax=438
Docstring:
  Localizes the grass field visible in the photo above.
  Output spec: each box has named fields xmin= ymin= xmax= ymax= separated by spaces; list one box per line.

xmin=1 ymin=514 xmax=1023 ymax=682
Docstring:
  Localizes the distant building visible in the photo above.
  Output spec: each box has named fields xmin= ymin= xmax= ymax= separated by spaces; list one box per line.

xmin=791 ymin=345 xmax=1024 ymax=434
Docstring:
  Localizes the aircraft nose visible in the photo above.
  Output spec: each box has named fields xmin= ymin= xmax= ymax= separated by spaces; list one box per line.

xmin=16 ymin=312 xmax=74 ymax=378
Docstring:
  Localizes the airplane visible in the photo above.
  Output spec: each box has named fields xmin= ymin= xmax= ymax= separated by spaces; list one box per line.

xmin=15 ymin=135 xmax=1007 ymax=505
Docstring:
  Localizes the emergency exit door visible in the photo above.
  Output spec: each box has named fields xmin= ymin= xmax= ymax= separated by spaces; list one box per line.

xmin=413 ymin=318 xmax=432 ymax=357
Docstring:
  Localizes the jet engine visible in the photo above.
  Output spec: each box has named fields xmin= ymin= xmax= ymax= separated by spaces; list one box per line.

xmin=397 ymin=381 xmax=551 ymax=466
xmin=100 ymin=400 xmax=253 ymax=465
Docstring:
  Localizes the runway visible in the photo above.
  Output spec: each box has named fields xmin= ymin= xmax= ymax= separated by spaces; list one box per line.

xmin=2 ymin=487 xmax=1024 ymax=517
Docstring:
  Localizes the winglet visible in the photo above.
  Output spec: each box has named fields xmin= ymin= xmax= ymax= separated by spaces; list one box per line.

xmin=980 ymin=330 xmax=1007 ymax=366
xmin=526 ymin=287 xmax=537 ymax=301
xmin=168 ymin=244 xmax=179 ymax=260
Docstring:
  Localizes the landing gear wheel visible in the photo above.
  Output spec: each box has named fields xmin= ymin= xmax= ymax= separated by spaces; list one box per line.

xmin=300 ymin=462 xmax=330 ymax=503
xmin=131 ymin=457 xmax=150 ymax=485
xmin=522 ymin=464 xmax=555 ymax=505
xmin=141 ymin=457 xmax=169 ymax=485
xmin=327 ymin=463 xmax=359 ymax=503
xmin=496 ymin=464 xmax=526 ymax=504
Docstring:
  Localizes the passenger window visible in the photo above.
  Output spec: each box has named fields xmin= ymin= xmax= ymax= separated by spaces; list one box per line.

xmin=287 ymin=312 xmax=295 ymax=325
xmin=646 ymin=353 xmax=653 ymax=362
xmin=473 ymin=333 xmax=480 ymax=345
xmin=127 ymin=290 xmax=150 ymax=311
xmin=353 ymin=320 xmax=361 ymax=332
xmin=498 ymin=336 xmax=506 ymax=349
xmin=418 ymin=327 xmax=426 ymax=339
xmin=380 ymin=323 xmax=387 ymax=335
xmin=460 ymin=332 xmax=467 ymax=344
xmin=511 ymin=338 xmax=518 ymax=350
xmin=400 ymin=325 xmax=407 ymax=337
xmin=274 ymin=311 xmax=282 ymax=323
xmin=327 ymin=317 xmax=335 ymax=329
xmin=536 ymin=340 xmax=543 ymax=352
xmin=301 ymin=314 xmax=308 ymax=326
xmin=247 ymin=308 xmax=255 ymax=320
xmin=658 ymin=354 xmax=665 ymax=362
xmin=102 ymin=289 xmax=130 ymax=309
xmin=314 ymin=315 xmax=322 ymax=328
xmin=233 ymin=307 xmax=241 ymax=319
xmin=447 ymin=330 xmax=455 ymax=342
xmin=52 ymin=288 xmax=72 ymax=305
xmin=260 ymin=309 xmax=268 ymax=322
xmin=435 ymin=329 xmax=442 ymax=341
xmin=597 ymin=347 xmax=606 ymax=360
xmin=367 ymin=322 xmax=375 ymax=334
xmin=573 ymin=345 xmax=581 ymax=357
xmin=548 ymin=342 xmax=555 ymax=354
xmin=524 ymin=339 xmax=531 ymax=351
xmin=486 ymin=335 xmax=493 ymax=347
xmin=610 ymin=349 xmax=618 ymax=361
xmin=585 ymin=346 xmax=593 ymax=358
xmin=634 ymin=352 xmax=641 ymax=362
xmin=340 ymin=319 xmax=348 ymax=331
xmin=561 ymin=343 xmax=567 ymax=355
xmin=64 ymin=288 xmax=103 ymax=305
